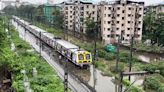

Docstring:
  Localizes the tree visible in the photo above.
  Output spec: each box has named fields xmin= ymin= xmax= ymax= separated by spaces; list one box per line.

xmin=52 ymin=9 xmax=64 ymax=28
xmin=143 ymin=12 xmax=164 ymax=45
xmin=85 ymin=14 xmax=97 ymax=38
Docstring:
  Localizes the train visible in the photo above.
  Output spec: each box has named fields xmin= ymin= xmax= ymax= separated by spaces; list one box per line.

xmin=12 ymin=16 xmax=92 ymax=67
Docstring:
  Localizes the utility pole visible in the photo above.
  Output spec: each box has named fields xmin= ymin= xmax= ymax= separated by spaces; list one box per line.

xmin=116 ymin=36 xmax=120 ymax=72
xmin=64 ymin=53 xmax=68 ymax=92
xmin=128 ymin=36 xmax=134 ymax=81
xmin=93 ymin=22 xmax=98 ymax=89
xmin=39 ymin=31 xmax=42 ymax=58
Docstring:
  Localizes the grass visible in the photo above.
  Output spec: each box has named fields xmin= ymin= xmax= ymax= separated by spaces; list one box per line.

xmin=0 ymin=18 xmax=65 ymax=91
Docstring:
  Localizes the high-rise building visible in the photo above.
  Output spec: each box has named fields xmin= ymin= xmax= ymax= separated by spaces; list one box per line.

xmin=62 ymin=0 xmax=98 ymax=33
xmin=100 ymin=0 xmax=144 ymax=44
xmin=62 ymin=0 xmax=144 ymax=45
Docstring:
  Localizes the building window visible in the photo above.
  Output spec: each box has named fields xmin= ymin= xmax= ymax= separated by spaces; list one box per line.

xmin=81 ymin=6 xmax=84 ymax=10
xmin=122 ymin=24 xmax=124 ymax=26
xmin=116 ymin=28 xmax=119 ymax=30
xmin=122 ymin=17 xmax=124 ymax=20
xmin=108 ymin=7 xmax=111 ymax=10
xmin=128 ymin=21 xmax=131 ymax=24
xmin=122 ymin=10 xmax=125 ymax=13
xmin=92 ymin=17 xmax=94 ymax=20
xmin=128 ymin=14 xmax=131 ymax=17
xmin=87 ymin=5 xmax=89 ymax=8
xmin=70 ymin=20 xmax=72 ymax=23
xmin=93 ymin=5 xmax=95 ymax=8
xmin=138 ymin=28 xmax=141 ymax=30
xmin=116 ymin=34 xmax=119 ymax=37
xmin=127 ymin=34 xmax=130 ymax=37
xmin=104 ymin=14 xmax=106 ymax=17
xmin=108 ymin=28 xmax=110 ymax=31
xmin=127 ymin=28 xmax=130 ymax=30
xmin=139 ymin=8 xmax=142 ymax=10
xmin=138 ymin=21 xmax=141 ymax=24
xmin=107 ymin=35 xmax=110 ymax=38
xmin=86 ymin=11 xmax=89 ymax=14
xmin=117 ymin=14 xmax=120 ymax=17
xmin=92 ymin=11 xmax=95 ymax=14
xmin=117 ymin=7 xmax=120 ymax=10
xmin=129 ymin=7 xmax=131 ymax=10
xmin=70 ymin=6 xmax=72 ymax=8
xmin=70 ymin=25 xmax=72 ymax=27
xmin=105 ymin=7 xmax=106 ymax=10
xmin=108 ymin=14 xmax=111 ymax=17
xmin=108 ymin=21 xmax=110 ymax=24
xmin=65 ymin=7 xmax=68 ymax=10
xmin=70 ymin=16 xmax=72 ymax=18
xmin=117 ymin=21 xmax=120 ymax=24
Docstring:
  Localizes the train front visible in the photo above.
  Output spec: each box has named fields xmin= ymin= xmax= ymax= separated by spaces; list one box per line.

xmin=76 ymin=50 xmax=92 ymax=67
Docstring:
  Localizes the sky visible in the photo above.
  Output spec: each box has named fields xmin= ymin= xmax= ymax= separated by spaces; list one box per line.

xmin=2 ymin=0 xmax=164 ymax=6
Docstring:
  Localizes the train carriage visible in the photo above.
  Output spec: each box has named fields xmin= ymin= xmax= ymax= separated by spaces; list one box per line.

xmin=12 ymin=16 xmax=92 ymax=67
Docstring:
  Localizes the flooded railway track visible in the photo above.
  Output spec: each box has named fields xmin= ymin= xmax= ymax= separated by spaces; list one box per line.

xmin=12 ymin=19 xmax=96 ymax=92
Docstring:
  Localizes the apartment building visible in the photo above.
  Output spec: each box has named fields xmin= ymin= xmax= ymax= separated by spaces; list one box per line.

xmin=62 ymin=0 xmax=98 ymax=33
xmin=100 ymin=0 xmax=144 ymax=44
xmin=62 ymin=0 xmax=144 ymax=45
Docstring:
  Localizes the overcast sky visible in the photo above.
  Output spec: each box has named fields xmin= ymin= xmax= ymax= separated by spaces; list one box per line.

xmin=2 ymin=0 xmax=164 ymax=6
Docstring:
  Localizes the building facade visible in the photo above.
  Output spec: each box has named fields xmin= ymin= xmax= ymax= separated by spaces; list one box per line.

xmin=100 ymin=0 xmax=144 ymax=44
xmin=62 ymin=0 xmax=144 ymax=45
xmin=62 ymin=0 xmax=98 ymax=33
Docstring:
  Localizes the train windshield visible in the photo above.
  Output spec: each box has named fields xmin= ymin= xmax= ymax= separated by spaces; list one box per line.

xmin=78 ymin=54 xmax=84 ymax=60
xmin=86 ymin=54 xmax=90 ymax=60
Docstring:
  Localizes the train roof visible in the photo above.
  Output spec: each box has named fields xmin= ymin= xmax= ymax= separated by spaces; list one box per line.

xmin=43 ymin=32 xmax=54 ymax=39
xmin=29 ymin=25 xmax=46 ymax=33
xmin=56 ymin=40 xmax=79 ymax=50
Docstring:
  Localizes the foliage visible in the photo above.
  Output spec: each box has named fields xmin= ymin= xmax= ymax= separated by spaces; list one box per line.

xmin=85 ymin=16 xmax=97 ymax=38
xmin=141 ymin=64 xmax=158 ymax=73
xmin=110 ymin=63 xmax=125 ymax=73
xmin=143 ymin=11 xmax=164 ymax=45
xmin=0 ymin=16 xmax=64 ymax=91
xmin=143 ymin=76 xmax=161 ymax=90
xmin=157 ymin=85 xmax=164 ymax=92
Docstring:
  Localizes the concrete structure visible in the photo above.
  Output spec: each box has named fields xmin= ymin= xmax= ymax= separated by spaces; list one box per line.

xmin=43 ymin=4 xmax=61 ymax=23
xmin=62 ymin=0 xmax=98 ymax=33
xmin=62 ymin=0 xmax=144 ymax=44
xmin=146 ymin=4 xmax=164 ymax=13
xmin=100 ymin=0 xmax=144 ymax=44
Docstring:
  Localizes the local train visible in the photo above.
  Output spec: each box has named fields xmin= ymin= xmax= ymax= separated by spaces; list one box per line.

xmin=12 ymin=16 xmax=92 ymax=67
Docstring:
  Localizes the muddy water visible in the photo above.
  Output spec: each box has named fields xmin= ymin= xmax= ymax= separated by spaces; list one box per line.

xmin=12 ymin=19 xmax=148 ymax=92
xmin=135 ymin=52 xmax=164 ymax=63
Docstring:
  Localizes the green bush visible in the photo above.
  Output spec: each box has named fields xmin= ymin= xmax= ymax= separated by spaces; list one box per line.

xmin=98 ymin=50 xmax=106 ymax=58
xmin=143 ymin=76 xmax=161 ymax=90
xmin=158 ymin=62 xmax=164 ymax=77
xmin=110 ymin=63 xmax=125 ymax=73
xmin=141 ymin=64 xmax=158 ymax=73
xmin=157 ymin=85 xmax=164 ymax=92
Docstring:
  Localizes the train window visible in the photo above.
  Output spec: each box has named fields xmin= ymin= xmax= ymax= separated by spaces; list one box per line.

xmin=86 ymin=54 xmax=90 ymax=60
xmin=78 ymin=54 xmax=84 ymax=60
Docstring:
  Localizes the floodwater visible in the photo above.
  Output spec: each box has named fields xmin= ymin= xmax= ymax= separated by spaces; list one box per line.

xmin=12 ymin=19 xmax=148 ymax=92
xmin=135 ymin=52 xmax=164 ymax=63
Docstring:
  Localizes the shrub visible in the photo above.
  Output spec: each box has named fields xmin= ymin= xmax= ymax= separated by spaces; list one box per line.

xmin=140 ymin=64 xmax=158 ymax=73
xmin=157 ymin=85 xmax=164 ymax=92
xmin=110 ymin=63 xmax=125 ymax=73
xmin=98 ymin=50 xmax=106 ymax=58
xmin=158 ymin=62 xmax=164 ymax=77
xmin=143 ymin=76 xmax=161 ymax=90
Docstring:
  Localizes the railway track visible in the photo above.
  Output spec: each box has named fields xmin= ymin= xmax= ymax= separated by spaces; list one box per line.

xmin=12 ymin=18 xmax=96 ymax=92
